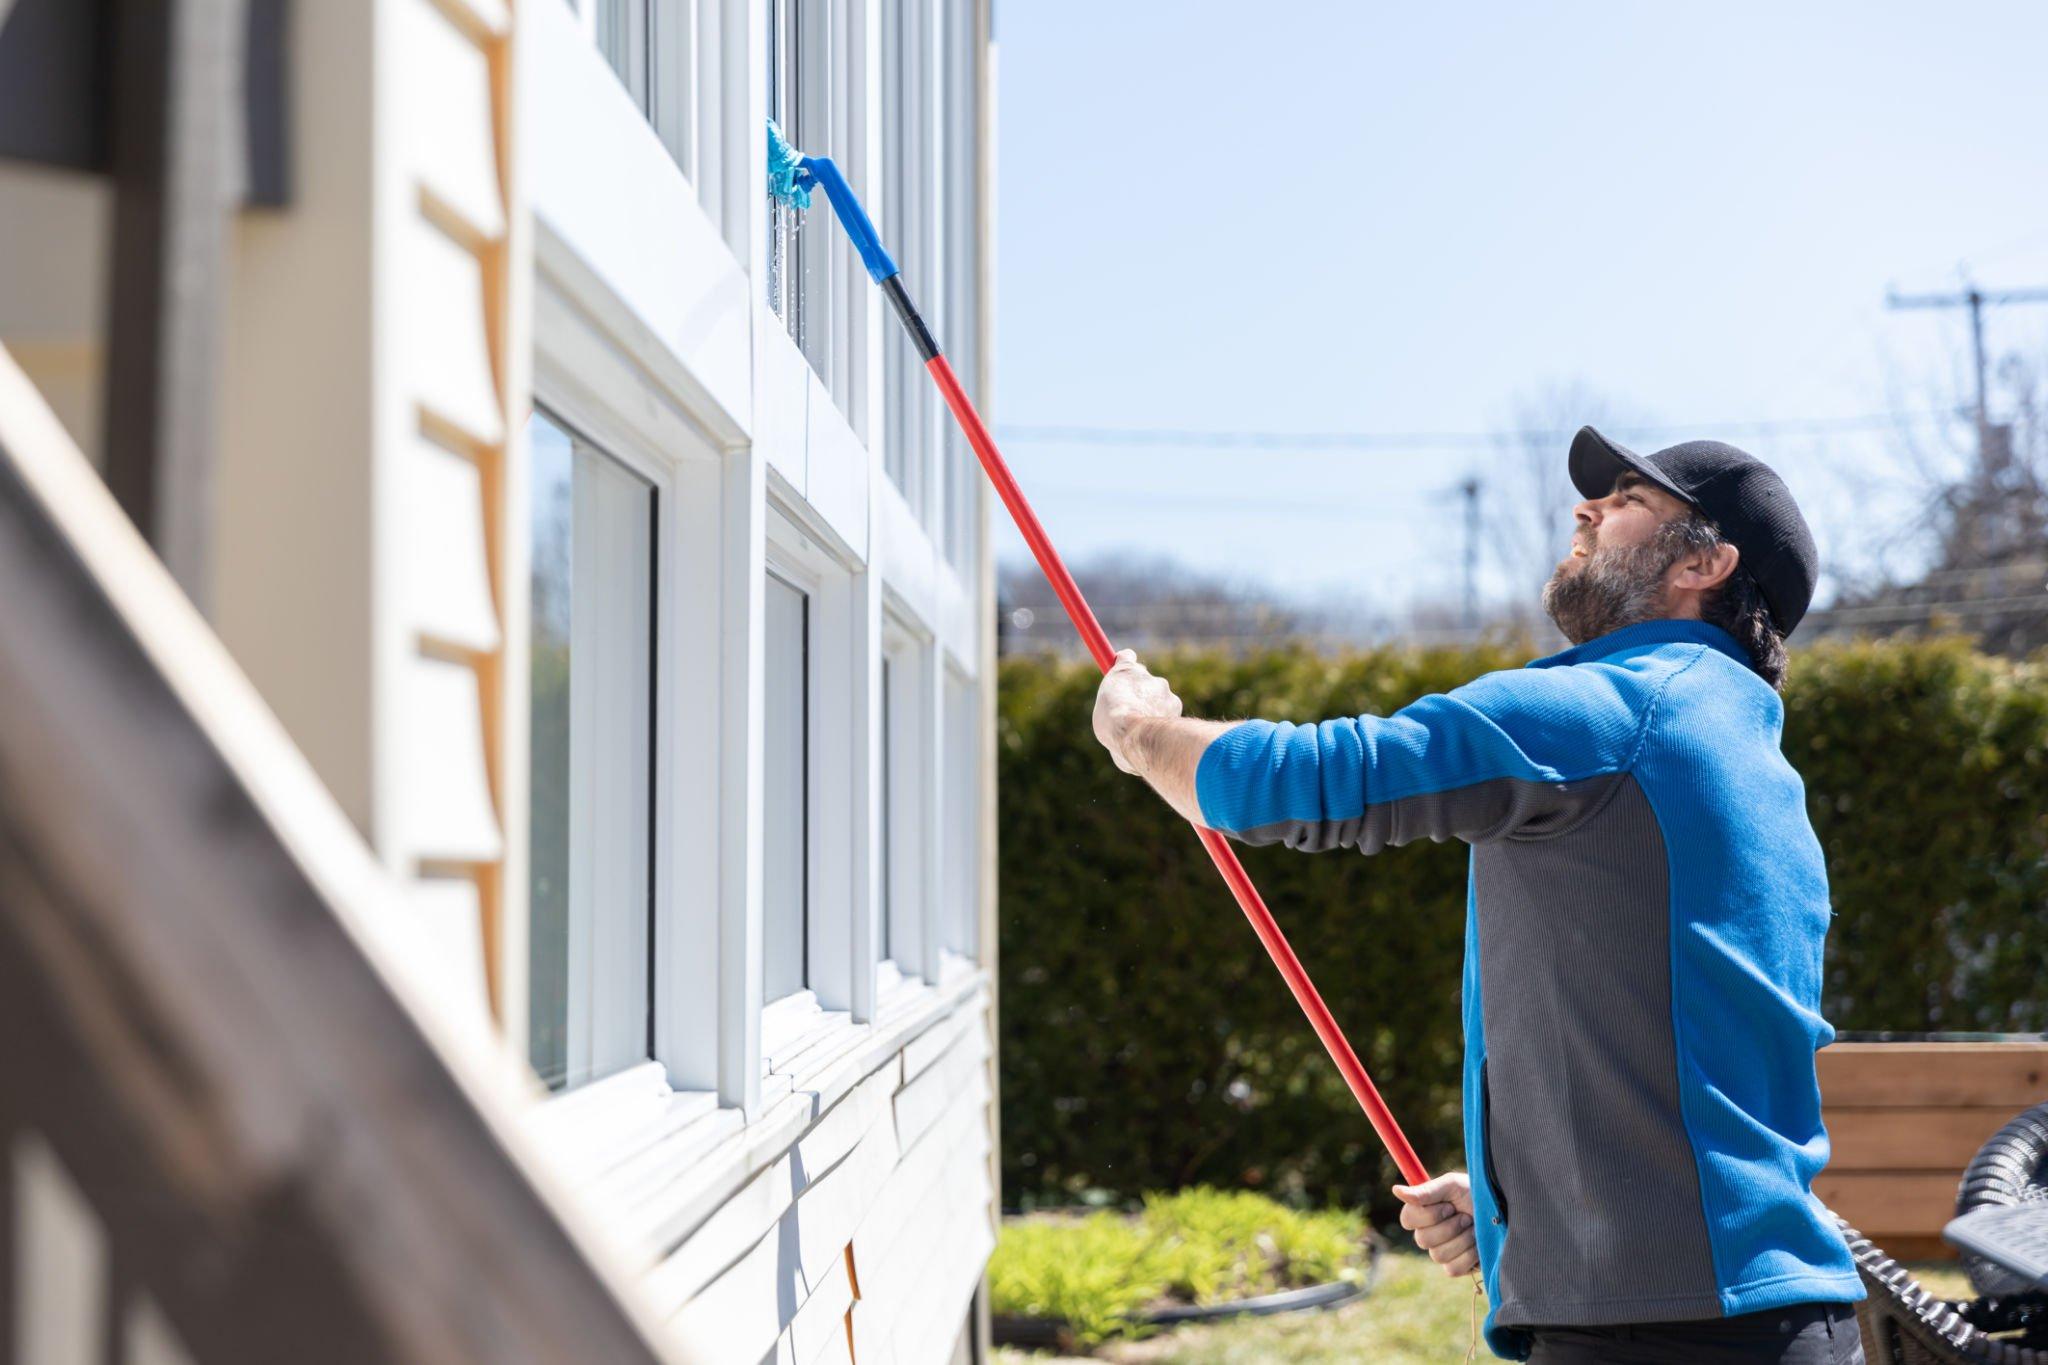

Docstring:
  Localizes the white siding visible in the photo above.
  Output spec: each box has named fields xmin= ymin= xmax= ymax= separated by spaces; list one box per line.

xmin=528 ymin=985 xmax=995 ymax=1364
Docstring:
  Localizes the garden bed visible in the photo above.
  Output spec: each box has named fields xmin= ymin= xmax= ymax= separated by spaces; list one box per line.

xmin=989 ymin=1188 xmax=1382 ymax=1352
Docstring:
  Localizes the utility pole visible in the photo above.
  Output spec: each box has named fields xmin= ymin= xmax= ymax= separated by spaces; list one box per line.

xmin=1887 ymin=281 xmax=2048 ymax=561
xmin=1885 ymin=282 xmax=2048 ymax=473
xmin=1460 ymin=476 xmax=1480 ymax=631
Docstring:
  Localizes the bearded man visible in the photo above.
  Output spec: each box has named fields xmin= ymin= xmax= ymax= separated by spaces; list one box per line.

xmin=1090 ymin=428 xmax=1865 ymax=1363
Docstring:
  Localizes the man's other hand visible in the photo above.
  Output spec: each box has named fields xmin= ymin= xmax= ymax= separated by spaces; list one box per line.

xmin=1393 ymin=1172 xmax=1478 ymax=1277
xmin=1092 ymin=649 xmax=1184 ymax=775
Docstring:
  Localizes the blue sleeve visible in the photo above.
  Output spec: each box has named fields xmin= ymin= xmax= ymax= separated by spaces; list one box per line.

xmin=1193 ymin=666 xmax=1651 ymax=852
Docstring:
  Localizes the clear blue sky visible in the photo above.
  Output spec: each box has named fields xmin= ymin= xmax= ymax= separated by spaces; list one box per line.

xmin=991 ymin=1 xmax=2048 ymax=615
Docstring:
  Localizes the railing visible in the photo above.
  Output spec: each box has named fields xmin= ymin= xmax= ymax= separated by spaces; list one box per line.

xmin=0 ymin=347 xmax=668 ymax=1364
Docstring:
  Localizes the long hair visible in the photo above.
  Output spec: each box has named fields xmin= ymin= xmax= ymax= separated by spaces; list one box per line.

xmin=1660 ymin=511 xmax=1789 ymax=690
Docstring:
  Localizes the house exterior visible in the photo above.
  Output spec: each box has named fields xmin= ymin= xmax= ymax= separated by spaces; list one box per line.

xmin=0 ymin=0 xmax=999 ymax=1360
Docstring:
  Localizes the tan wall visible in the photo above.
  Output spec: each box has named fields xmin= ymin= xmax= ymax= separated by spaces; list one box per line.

xmin=213 ymin=0 xmax=380 ymax=835
xmin=0 ymin=165 xmax=109 ymax=469
xmin=213 ymin=0 xmax=519 ymax=1045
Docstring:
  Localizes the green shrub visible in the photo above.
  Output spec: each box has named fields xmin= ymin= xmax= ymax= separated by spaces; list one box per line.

xmin=999 ymin=637 xmax=2048 ymax=1223
xmin=987 ymin=1215 xmax=1166 ymax=1346
xmin=988 ymin=1188 xmax=1370 ymax=1345
xmin=1139 ymin=1187 xmax=1368 ymax=1300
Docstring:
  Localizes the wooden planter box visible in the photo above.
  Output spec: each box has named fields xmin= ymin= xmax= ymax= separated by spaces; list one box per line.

xmin=1816 ymin=1040 xmax=2048 ymax=1260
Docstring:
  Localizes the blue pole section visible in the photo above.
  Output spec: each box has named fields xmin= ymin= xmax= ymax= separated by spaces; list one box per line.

xmin=800 ymin=157 xmax=900 ymax=284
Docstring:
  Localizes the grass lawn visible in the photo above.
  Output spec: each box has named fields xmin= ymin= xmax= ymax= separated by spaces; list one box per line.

xmin=995 ymin=1254 xmax=1978 ymax=1364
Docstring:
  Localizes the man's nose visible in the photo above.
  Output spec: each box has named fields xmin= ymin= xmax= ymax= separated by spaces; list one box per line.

xmin=1572 ymin=498 xmax=1599 ymax=528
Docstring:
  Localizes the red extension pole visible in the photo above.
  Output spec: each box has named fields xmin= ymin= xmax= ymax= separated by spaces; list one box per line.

xmin=783 ymin=137 xmax=1429 ymax=1181
xmin=922 ymin=353 xmax=1431 ymax=1187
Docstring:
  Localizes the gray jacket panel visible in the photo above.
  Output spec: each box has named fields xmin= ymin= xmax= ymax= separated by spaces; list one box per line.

xmin=1476 ymin=775 xmax=1721 ymax=1326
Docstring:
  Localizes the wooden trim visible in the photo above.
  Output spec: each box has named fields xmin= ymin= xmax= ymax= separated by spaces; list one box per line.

xmin=1825 ymin=1106 xmax=2019 ymax=1171
xmin=0 ymin=349 xmax=667 ymax=1362
xmin=390 ymin=0 xmax=527 ymax=1056
xmin=472 ymin=25 xmax=516 ymax=1024
xmin=1811 ymin=1172 xmax=1960 ymax=1238
xmin=1819 ymin=1042 xmax=2048 ymax=1107
xmin=1815 ymin=1042 xmax=2047 ymax=1255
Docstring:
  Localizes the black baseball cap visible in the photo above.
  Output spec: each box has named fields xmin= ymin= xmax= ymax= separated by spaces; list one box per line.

xmin=1568 ymin=426 xmax=1820 ymax=635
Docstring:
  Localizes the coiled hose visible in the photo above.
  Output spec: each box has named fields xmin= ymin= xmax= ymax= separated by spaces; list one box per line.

xmin=1829 ymin=1098 xmax=2048 ymax=1363
xmin=1958 ymin=1103 xmax=2048 ymax=1297
xmin=1835 ymin=1215 xmax=2047 ymax=1364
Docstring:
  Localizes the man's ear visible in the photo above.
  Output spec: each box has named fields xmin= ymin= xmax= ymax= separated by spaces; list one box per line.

xmin=1671 ymin=541 xmax=1739 ymax=593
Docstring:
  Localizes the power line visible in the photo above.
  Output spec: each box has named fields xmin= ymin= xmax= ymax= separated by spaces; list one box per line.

xmin=996 ymin=411 xmax=1955 ymax=452
xmin=1015 ymin=484 xmax=1423 ymax=517
xmin=1807 ymin=591 xmax=2048 ymax=629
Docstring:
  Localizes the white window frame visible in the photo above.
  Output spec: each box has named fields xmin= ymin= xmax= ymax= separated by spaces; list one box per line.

xmin=763 ymin=0 xmax=806 ymax=353
xmin=875 ymin=0 xmax=984 ymax=568
xmin=522 ymin=400 xmax=676 ymax=1093
xmin=877 ymin=611 xmax=932 ymax=987
xmin=763 ymin=0 xmax=872 ymax=429
xmin=760 ymin=566 xmax=811 ymax=1015
xmin=758 ymin=495 xmax=860 ymax=1065
xmin=940 ymin=660 xmax=978 ymax=962
xmin=591 ymin=0 xmax=652 ymax=114
xmin=523 ymin=0 xmax=993 ymax=1142
xmin=532 ymin=264 xmax=739 ymax=1100
xmin=937 ymin=0 xmax=979 ymax=571
xmin=880 ymin=0 xmax=935 ymax=517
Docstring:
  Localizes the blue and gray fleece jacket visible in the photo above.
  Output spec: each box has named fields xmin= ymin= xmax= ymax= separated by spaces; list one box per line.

xmin=1193 ymin=619 xmax=1863 ymax=1359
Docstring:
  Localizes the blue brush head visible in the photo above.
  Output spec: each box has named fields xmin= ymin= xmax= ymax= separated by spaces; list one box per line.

xmin=765 ymin=120 xmax=813 ymax=210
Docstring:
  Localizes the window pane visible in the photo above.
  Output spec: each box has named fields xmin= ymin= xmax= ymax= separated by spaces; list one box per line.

xmin=881 ymin=0 xmax=919 ymax=505
xmin=597 ymin=0 xmax=649 ymax=111
xmin=766 ymin=0 xmax=801 ymax=348
xmin=528 ymin=410 xmax=657 ymax=1092
xmin=880 ymin=656 xmax=893 ymax=964
xmin=764 ymin=573 xmax=810 ymax=1001
xmin=884 ymin=646 xmax=925 ymax=965
xmin=940 ymin=0 xmax=979 ymax=570
xmin=881 ymin=646 xmax=920 ymax=968
xmin=943 ymin=669 xmax=977 ymax=954
xmin=766 ymin=0 xmax=837 ymax=388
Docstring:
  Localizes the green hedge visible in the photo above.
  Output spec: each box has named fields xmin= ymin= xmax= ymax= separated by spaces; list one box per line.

xmin=997 ymin=637 xmax=2048 ymax=1219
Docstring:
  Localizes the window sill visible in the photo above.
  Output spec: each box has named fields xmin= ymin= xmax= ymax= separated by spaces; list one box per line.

xmin=521 ymin=1060 xmax=733 ymax=1196
xmin=521 ymin=966 xmax=991 ymax=1267
xmin=876 ymin=956 xmax=915 ymax=998
xmin=938 ymin=947 xmax=980 ymax=986
xmin=760 ymin=989 xmax=845 ymax=1069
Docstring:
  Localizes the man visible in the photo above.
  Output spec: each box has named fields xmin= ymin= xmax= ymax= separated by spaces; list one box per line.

xmin=1091 ymin=427 xmax=1865 ymax=1363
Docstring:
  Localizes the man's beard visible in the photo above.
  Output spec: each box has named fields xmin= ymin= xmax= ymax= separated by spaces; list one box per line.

xmin=1541 ymin=528 xmax=1682 ymax=645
